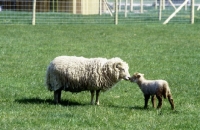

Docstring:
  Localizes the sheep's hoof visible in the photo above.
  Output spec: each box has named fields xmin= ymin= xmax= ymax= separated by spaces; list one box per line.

xmin=144 ymin=106 xmax=148 ymax=109
xmin=90 ymin=101 xmax=99 ymax=105
xmin=54 ymin=100 xmax=61 ymax=105
xmin=95 ymin=102 xmax=100 ymax=106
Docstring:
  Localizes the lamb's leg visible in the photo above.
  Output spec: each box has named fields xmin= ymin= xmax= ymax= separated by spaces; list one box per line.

xmin=168 ymin=94 xmax=175 ymax=110
xmin=54 ymin=89 xmax=62 ymax=104
xmin=156 ymin=95 xmax=162 ymax=109
xmin=90 ymin=90 xmax=95 ymax=105
xmin=151 ymin=95 xmax=156 ymax=108
xmin=144 ymin=94 xmax=150 ymax=109
xmin=95 ymin=90 xmax=101 ymax=105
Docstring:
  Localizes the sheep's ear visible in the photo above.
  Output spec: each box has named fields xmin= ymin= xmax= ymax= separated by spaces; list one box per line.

xmin=113 ymin=62 xmax=122 ymax=71
xmin=116 ymin=62 xmax=122 ymax=68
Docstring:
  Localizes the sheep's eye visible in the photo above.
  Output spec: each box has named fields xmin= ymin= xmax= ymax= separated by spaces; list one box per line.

xmin=121 ymin=69 xmax=125 ymax=72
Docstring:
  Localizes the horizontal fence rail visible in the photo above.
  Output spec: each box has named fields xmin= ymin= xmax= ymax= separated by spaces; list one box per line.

xmin=0 ymin=0 xmax=199 ymax=25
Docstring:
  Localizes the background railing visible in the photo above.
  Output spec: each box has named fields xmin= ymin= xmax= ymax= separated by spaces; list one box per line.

xmin=0 ymin=0 xmax=199 ymax=25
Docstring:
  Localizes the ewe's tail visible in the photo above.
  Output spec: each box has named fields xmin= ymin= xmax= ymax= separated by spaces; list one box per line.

xmin=45 ymin=65 xmax=51 ymax=91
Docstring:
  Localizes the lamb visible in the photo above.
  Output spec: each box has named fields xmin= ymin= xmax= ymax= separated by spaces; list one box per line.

xmin=46 ymin=56 xmax=130 ymax=105
xmin=129 ymin=72 xmax=174 ymax=110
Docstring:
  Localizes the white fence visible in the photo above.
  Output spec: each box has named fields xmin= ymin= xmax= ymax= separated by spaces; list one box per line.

xmin=0 ymin=0 xmax=199 ymax=25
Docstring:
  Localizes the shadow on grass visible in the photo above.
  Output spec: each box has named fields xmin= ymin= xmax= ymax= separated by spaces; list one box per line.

xmin=15 ymin=97 xmax=85 ymax=106
xmin=130 ymin=106 xmax=145 ymax=110
xmin=107 ymin=104 xmax=144 ymax=110
xmin=15 ymin=98 xmax=145 ymax=110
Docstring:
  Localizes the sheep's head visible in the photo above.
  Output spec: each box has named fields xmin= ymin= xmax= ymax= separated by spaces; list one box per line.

xmin=129 ymin=72 xmax=144 ymax=83
xmin=114 ymin=62 xmax=130 ymax=81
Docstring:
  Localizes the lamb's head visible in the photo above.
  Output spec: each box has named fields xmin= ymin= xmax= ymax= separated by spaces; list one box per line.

xmin=113 ymin=62 xmax=130 ymax=81
xmin=129 ymin=72 xmax=144 ymax=83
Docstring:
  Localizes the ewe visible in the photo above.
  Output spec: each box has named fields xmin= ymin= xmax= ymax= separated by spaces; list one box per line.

xmin=129 ymin=73 xmax=174 ymax=110
xmin=46 ymin=56 xmax=130 ymax=105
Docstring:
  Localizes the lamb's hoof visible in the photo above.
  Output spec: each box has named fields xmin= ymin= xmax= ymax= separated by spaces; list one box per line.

xmin=157 ymin=106 xmax=162 ymax=109
xmin=152 ymin=106 xmax=156 ymax=109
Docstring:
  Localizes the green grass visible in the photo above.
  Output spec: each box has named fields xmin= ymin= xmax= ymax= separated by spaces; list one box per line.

xmin=0 ymin=24 xmax=200 ymax=129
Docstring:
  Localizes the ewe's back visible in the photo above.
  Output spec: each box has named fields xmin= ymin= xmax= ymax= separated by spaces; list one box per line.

xmin=51 ymin=56 xmax=107 ymax=73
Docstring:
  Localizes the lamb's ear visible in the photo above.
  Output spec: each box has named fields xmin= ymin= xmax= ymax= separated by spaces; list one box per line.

xmin=134 ymin=72 xmax=139 ymax=75
xmin=137 ymin=75 xmax=141 ymax=78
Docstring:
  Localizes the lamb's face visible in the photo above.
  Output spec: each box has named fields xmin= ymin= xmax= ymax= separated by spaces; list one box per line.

xmin=116 ymin=62 xmax=130 ymax=81
xmin=129 ymin=73 xmax=144 ymax=83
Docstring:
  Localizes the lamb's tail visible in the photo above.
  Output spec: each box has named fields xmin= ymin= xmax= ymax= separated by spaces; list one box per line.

xmin=163 ymin=82 xmax=175 ymax=110
xmin=163 ymin=82 xmax=171 ymax=99
xmin=164 ymin=83 xmax=175 ymax=110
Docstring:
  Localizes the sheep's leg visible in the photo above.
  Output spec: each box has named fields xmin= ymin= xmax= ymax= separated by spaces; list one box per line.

xmin=90 ymin=90 xmax=95 ymax=105
xmin=151 ymin=95 xmax=156 ymax=108
xmin=144 ymin=94 xmax=150 ymax=109
xmin=156 ymin=95 xmax=162 ymax=109
xmin=95 ymin=90 xmax=101 ymax=105
xmin=54 ymin=89 xmax=62 ymax=104
xmin=168 ymin=94 xmax=175 ymax=110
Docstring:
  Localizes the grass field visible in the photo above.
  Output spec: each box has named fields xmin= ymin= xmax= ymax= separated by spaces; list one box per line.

xmin=0 ymin=24 xmax=200 ymax=129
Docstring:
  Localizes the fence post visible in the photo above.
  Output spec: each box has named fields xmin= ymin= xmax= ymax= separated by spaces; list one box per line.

xmin=191 ymin=0 xmax=194 ymax=24
xmin=125 ymin=0 xmax=127 ymax=17
xmin=130 ymin=0 xmax=133 ymax=12
xmin=140 ymin=0 xmax=143 ymax=13
xmin=159 ymin=0 xmax=162 ymax=20
xmin=99 ymin=0 xmax=102 ymax=15
xmin=115 ymin=0 xmax=118 ymax=25
xmin=32 ymin=0 xmax=36 ymax=25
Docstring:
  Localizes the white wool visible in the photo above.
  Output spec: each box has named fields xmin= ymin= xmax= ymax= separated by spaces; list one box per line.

xmin=46 ymin=56 xmax=130 ymax=92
